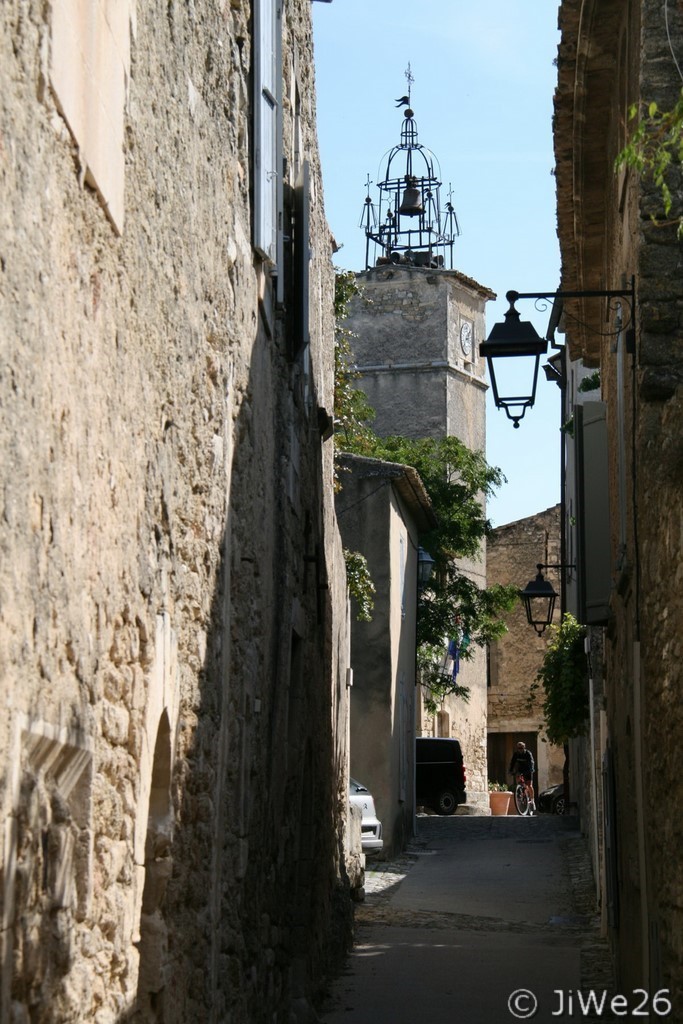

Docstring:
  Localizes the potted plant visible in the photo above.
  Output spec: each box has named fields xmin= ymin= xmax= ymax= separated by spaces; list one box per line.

xmin=488 ymin=781 xmax=512 ymax=816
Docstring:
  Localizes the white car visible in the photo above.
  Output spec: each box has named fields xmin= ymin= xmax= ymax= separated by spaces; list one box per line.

xmin=349 ymin=778 xmax=383 ymax=853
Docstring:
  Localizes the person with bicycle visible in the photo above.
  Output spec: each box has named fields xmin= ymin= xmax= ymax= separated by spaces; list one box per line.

xmin=509 ymin=741 xmax=536 ymax=814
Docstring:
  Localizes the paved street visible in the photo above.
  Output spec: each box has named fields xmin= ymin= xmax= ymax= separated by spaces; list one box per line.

xmin=320 ymin=813 xmax=613 ymax=1024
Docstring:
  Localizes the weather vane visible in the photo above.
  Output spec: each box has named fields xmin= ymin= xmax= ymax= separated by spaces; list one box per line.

xmin=395 ymin=63 xmax=414 ymax=110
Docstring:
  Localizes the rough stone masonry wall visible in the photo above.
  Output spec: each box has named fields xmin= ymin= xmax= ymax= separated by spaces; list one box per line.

xmin=487 ymin=506 xmax=564 ymax=788
xmin=556 ymin=0 xmax=683 ymax=996
xmin=0 ymin=1 xmax=350 ymax=1022
xmin=636 ymin=0 xmax=683 ymax=996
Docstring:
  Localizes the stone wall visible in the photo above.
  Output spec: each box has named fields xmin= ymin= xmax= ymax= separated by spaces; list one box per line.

xmin=486 ymin=506 xmax=565 ymax=792
xmin=635 ymin=0 xmax=683 ymax=993
xmin=336 ymin=455 xmax=435 ymax=857
xmin=555 ymin=0 xmax=683 ymax=998
xmin=346 ymin=266 xmax=490 ymax=447
xmin=0 ymin=1 xmax=352 ymax=1021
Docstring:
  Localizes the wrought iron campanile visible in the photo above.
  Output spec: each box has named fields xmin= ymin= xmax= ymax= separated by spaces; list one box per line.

xmin=360 ymin=67 xmax=460 ymax=270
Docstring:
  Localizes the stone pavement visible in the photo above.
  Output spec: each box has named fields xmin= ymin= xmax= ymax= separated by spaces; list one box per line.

xmin=319 ymin=813 xmax=613 ymax=1023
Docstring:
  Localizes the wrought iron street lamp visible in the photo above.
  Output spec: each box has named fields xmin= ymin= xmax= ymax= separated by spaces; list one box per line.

xmin=520 ymin=563 xmax=575 ymax=634
xmin=417 ymin=547 xmax=435 ymax=591
xmin=480 ymin=282 xmax=635 ymax=428
xmin=478 ymin=292 xmax=548 ymax=428
xmin=484 ymin=280 xmax=634 ymax=635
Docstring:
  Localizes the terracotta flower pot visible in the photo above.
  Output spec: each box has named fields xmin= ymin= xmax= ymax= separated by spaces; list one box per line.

xmin=489 ymin=791 xmax=513 ymax=816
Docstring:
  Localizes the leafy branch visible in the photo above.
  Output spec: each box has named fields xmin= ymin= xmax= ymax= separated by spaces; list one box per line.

xmin=333 ymin=271 xmax=375 ymax=471
xmin=577 ymin=370 xmax=600 ymax=393
xmin=343 ymin=549 xmax=375 ymax=622
xmin=417 ymin=642 xmax=471 ymax=715
xmin=529 ymin=614 xmax=588 ymax=746
xmin=615 ymin=89 xmax=683 ymax=237
xmin=335 ymin=271 xmax=379 ymax=622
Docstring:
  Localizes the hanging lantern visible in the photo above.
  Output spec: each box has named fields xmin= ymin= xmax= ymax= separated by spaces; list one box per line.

xmin=519 ymin=566 xmax=558 ymax=634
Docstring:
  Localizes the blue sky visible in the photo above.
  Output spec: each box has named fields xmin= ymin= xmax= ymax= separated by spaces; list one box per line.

xmin=312 ymin=1 xmax=563 ymax=527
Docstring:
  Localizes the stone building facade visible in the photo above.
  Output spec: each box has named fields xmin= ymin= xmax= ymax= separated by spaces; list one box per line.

xmin=554 ymin=0 xmax=683 ymax=999
xmin=486 ymin=506 xmax=565 ymax=795
xmin=0 ymin=2 xmax=353 ymax=1022
xmin=336 ymin=454 xmax=437 ymax=858
xmin=346 ymin=265 xmax=494 ymax=814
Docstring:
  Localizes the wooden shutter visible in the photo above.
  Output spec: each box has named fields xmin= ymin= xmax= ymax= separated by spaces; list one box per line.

xmin=253 ymin=0 xmax=281 ymax=263
xmin=576 ymin=401 xmax=612 ymax=625
xmin=291 ymin=161 xmax=311 ymax=361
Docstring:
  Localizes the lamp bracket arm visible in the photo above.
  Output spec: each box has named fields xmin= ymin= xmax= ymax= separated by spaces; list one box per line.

xmin=512 ymin=285 xmax=634 ymax=303
xmin=507 ymin=276 xmax=636 ymax=336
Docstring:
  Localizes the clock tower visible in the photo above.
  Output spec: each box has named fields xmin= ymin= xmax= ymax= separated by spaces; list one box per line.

xmin=345 ymin=85 xmax=494 ymax=813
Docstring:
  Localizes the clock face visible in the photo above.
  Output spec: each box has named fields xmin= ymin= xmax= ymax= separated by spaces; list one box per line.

xmin=460 ymin=321 xmax=473 ymax=356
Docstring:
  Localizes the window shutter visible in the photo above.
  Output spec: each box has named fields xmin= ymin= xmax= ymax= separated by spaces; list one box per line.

xmin=292 ymin=161 xmax=311 ymax=361
xmin=576 ymin=401 xmax=612 ymax=624
xmin=253 ymin=0 xmax=281 ymax=263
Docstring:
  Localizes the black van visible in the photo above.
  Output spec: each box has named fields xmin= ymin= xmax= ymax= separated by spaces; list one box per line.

xmin=415 ymin=737 xmax=467 ymax=815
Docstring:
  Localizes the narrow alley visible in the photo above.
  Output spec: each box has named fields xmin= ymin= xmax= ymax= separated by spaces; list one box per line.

xmin=321 ymin=814 xmax=613 ymax=1024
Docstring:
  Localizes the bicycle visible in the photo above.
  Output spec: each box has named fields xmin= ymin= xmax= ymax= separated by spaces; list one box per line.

xmin=513 ymin=773 xmax=533 ymax=816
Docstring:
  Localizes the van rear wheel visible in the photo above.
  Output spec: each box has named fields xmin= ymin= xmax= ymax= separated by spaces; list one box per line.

xmin=436 ymin=789 xmax=457 ymax=815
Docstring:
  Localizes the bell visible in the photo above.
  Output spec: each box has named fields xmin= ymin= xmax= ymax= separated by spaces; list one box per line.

xmin=399 ymin=184 xmax=423 ymax=217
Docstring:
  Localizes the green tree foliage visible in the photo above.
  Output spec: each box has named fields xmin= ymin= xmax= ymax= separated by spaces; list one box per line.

xmin=530 ymin=614 xmax=588 ymax=746
xmin=417 ymin=642 xmax=471 ymax=715
xmin=577 ymin=370 xmax=600 ymax=393
xmin=334 ymin=271 xmax=379 ymax=619
xmin=359 ymin=434 xmax=517 ymax=659
xmin=333 ymin=270 xmax=375 ymax=462
xmin=615 ymin=90 xmax=683 ymax=237
xmin=343 ymin=549 xmax=375 ymax=622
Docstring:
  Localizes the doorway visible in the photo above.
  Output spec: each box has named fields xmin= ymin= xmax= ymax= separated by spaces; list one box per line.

xmin=487 ymin=731 xmax=538 ymax=796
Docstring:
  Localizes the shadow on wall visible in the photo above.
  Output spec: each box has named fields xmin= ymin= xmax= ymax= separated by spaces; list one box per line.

xmin=133 ymin=712 xmax=173 ymax=1021
xmin=115 ymin=328 xmax=350 ymax=1023
xmin=2 ymin=332 xmax=349 ymax=1024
